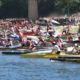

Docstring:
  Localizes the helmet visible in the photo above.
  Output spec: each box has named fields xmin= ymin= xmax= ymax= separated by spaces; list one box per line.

xmin=74 ymin=43 xmax=78 ymax=47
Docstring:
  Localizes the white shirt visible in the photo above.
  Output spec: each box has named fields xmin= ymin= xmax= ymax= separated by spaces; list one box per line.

xmin=54 ymin=45 xmax=61 ymax=51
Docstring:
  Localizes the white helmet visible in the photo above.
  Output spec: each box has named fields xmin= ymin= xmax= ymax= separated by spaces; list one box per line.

xmin=75 ymin=43 xmax=78 ymax=47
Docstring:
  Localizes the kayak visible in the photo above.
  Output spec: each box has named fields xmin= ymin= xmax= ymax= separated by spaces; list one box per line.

xmin=1 ymin=49 xmax=32 ymax=55
xmin=21 ymin=53 xmax=59 ymax=58
xmin=21 ymin=50 xmax=80 ymax=62
xmin=51 ymin=54 xmax=80 ymax=62
xmin=21 ymin=53 xmax=80 ymax=63
xmin=0 ymin=47 xmax=28 ymax=51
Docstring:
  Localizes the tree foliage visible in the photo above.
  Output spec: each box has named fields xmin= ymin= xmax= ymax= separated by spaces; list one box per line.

xmin=0 ymin=0 xmax=80 ymax=18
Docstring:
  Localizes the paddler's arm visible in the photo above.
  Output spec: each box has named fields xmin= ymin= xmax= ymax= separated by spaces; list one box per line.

xmin=51 ymin=49 xmax=60 ymax=54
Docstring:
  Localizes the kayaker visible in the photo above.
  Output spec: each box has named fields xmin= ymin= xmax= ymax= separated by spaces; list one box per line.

xmin=51 ymin=43 xmax=61 ymax=54
xmin=71 ymin=44 xmax=80 ymax=54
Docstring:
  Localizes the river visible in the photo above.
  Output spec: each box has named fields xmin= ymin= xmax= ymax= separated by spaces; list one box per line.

xmin=0 ymin=54 xmax=80 ymax=80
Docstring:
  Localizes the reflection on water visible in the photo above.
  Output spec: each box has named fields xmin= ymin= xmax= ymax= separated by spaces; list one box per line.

xmin=0 ymin=54 xmax=80 ymax=80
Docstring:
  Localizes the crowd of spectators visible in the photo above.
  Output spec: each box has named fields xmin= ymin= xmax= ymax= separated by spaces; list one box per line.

xmin=0 ymin=16 xmax=80 ymax=51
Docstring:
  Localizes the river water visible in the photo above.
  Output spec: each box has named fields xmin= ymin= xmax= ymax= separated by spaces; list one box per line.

xmin=0 ymin=54 xmax=80 ymax=80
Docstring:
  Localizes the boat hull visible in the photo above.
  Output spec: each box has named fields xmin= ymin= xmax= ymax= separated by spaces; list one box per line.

xmin=2 ymin=49 xmax=32 ymax=55
xmin=21 ymin=51 xmax=80 ymax=62
xmin=50 ymin=54 xmax=80 ymax=62
xmin=21 ymin=53 xmax=59 ymax=58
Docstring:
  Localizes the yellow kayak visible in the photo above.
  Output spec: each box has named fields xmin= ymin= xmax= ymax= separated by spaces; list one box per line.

xmin=21 ymin=51 xmax=80 ymax=63
xmin=21 ymin=53 xmax=59 ymax=58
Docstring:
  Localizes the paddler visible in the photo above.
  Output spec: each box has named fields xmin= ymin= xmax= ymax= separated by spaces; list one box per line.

xmin=51 ymin=43 xmax=61 ymax=54
xmin=71 ymin=44 xmax=80 ymax=54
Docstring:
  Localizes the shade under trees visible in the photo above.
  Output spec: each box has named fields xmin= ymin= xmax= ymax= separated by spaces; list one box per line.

xmin=0 ymin=0 xmax=80 ymax=18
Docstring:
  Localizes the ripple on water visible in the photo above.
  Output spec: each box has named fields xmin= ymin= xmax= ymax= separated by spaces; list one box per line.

xmin=0 ymin=54 xmax=80 ymax=80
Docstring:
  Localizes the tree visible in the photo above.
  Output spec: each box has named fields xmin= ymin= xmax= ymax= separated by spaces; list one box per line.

xmin=0 ymin=0 xmax=80 ymax=18
xmin=0 ymin=0 xmax=27 ymax=18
